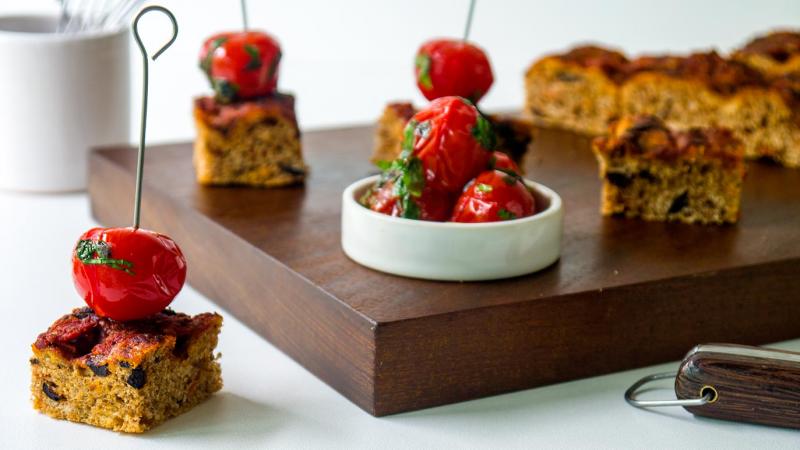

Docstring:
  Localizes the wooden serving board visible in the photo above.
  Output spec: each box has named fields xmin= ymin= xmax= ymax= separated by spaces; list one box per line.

xmin=89 ymin=125 xmax=800 ymax=416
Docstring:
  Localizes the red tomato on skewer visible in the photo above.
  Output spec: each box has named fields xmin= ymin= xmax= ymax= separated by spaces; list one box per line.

xmin=415 ymin=39 xmax=494 ymax=103
xmin=200 ymin=30 xmax=282 ymax=102
xmin=72 ymin=227 xmax=187 ymax=321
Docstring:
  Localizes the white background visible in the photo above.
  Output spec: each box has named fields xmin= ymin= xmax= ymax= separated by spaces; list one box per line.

xmin=2 ymin=0 xmax=799 ymax=141
xmin=2 ymin=1 xmax=800 ymax=449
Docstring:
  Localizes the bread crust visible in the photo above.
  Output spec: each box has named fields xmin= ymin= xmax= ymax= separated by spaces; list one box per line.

xmin=526 ymin=45 xmax=800 ymax=168
xmin=592 ymin=116 xmax=745 ymax=225
xmin=524 ymin=46 xmax=626 ymax=134
xmin=31 ymin=308 xmax=223 ymax=433
xmin=193 ymin=93 xmax=307 ymax=187
xmin=733 ymin=31 xmax=800 ymax=77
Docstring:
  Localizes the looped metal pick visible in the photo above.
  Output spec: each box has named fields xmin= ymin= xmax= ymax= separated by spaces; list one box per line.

xmin=131 ymin=5 xmax=178 ymax=229
xmin=625 ymin=372 xmax=715 ymax=408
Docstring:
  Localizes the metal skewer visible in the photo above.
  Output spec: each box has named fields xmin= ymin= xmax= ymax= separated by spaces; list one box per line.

xmin=131 ymin=5 xmax=178 ymax=229
xmin=463 ymin=0 xmax=476 ymax=41
xmin=241 ymin=0 xmax=249 ymax=31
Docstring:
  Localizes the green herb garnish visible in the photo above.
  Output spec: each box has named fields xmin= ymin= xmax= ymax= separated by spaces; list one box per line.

xmin=415 ymin=53 xmax=433 ymax=90
xmin=371 ymin=120 xmax=427 ymax=219
xmin=469 ymin=89 xmax=485 ymax=103
xmin=400 ymin=119 xmax=418 ymax=160
xmin=472 ymin=112 xmax=497 ymax=151
xmin=375 ymin=160 xmax=393 ymax=171
xmin=200 ymin=37 xmax=229 ymax=81
xmin=244 ymin=44 xmax=262 ymax=71
xmin=213 ymin=79 xmax=239 ymax=103
xmin=266 ymin=50 xmax=282 ymax=80
xmin=75 ymin=240 xmax=134 ymax=275
xmin=498 ymin=209 xmax=517 ymax=221
xmin=476 ymin=183 xmax=493 ymax=193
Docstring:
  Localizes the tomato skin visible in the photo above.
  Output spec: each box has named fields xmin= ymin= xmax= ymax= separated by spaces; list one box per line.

xmin=200 ymin=31 xmax=281 ymax=101
xmin=451 ymin=170 xmax=536 ymax=223
xmin=409 ymin=96 xmax=494 ymax=193
xmin=72 ymin=227 xmax=187 ymax=322
xmin=415 ymin=39 xmax=494 ymax=103
xmin=363 ymin=180 xmax=454 ymax=222
xmin=363 ymin=180 xmax=399 ymax=216
xmin=488 ymin=151 xmax=521 ymax=175
xmin=199 ymin=32 xmax=234 ymax=67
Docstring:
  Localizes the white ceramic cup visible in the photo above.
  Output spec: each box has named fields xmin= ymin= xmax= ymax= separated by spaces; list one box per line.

xmin=0 ymin=15 xmax=130 ymax=192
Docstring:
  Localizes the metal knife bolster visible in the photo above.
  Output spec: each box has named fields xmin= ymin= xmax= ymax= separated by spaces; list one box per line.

xmin=675 ymin=343 xmax=800 ymax=429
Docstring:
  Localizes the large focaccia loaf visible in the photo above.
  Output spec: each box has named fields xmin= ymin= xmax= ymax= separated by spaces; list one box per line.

xmin=524 ymin=44 xmax=800 ymax=168
xmin=620 ymin=51 xmax=800 ymax=168
xmin=524 ymin=46 xmax=628 ymax=135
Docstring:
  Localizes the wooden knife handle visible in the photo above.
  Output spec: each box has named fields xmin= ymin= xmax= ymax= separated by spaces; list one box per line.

xmin=675 ymin=343 xmax=800 ymax=429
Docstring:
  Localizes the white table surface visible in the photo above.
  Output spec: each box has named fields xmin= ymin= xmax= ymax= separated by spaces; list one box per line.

xmin=1 ymin=189 xmax=798 ymax=450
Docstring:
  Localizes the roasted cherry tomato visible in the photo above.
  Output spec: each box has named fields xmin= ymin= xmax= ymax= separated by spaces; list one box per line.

xmin=199 ymin=31 xmax=234 ymax=67
xmin=406 ymin=96 xmax=495 ymax=193
xmin=488 ymin=151 xmax=521 ymax=175
xmin=451 ymin=170 xmax=536 ymax=223
xmin=362 ymin=179 xmax=454 ymax=221
xmin=200 ymin=30 xmax=281 ymax=102
xmin=72 ymin=227 xmax=187 ymax=322
xmin=415 ymin=39 xmax=494 ymax=103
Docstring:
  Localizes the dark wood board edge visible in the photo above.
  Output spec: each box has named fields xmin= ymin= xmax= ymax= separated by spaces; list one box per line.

xmin=88 ymin=150 xmax=381 ymax=415
xmin=372 ymin=258 xmax=800 ymax=416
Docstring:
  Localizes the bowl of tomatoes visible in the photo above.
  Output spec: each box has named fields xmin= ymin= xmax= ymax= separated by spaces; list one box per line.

xmin=341 ymin=96 xmax=563 ymax=281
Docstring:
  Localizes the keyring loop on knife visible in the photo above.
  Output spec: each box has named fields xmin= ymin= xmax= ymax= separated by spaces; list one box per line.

xmin=625 ymin=372 xmax=717 ymax=408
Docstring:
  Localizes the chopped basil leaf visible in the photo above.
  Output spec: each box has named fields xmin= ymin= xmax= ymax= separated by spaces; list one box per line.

xmin=200 ymin=37 xmax=229 ymax=84
xmin=400 ymin=120 xmax=418 ymax=160
xmin=375 ymin=160 xmax=393 ymax=171
xmin=415 ymin=53 xmax=433 ymax=90
xmin=213 ymin=79 xmax=239 ymax=103
xmin=498 ymin=209 xmax=517 ymax=220
xmin=267 ymin=50 xmax=281 ymax=80
xmin=401 ymin=195 xmax=421 ymax=219
xmin=75 ymin=239 xmax=134 ymax=275
xmin=200 ymin=37 xmax=228 ymax=72
xmin=472 ymin=113 xmax=497 ymax=151
xmin=476 ymin=183 xmax=493 ymax=193
xmin=244 ymin=44 xmax=262 ymax=71
xmin=402 ymin=157 xmax=424 ymax=197
xmin=380 ymin=120 xmax=430 ymax=220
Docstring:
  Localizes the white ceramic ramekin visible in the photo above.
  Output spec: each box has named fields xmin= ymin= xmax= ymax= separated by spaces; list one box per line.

xmin=341 ymin=175 xmax=563 ymax=281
